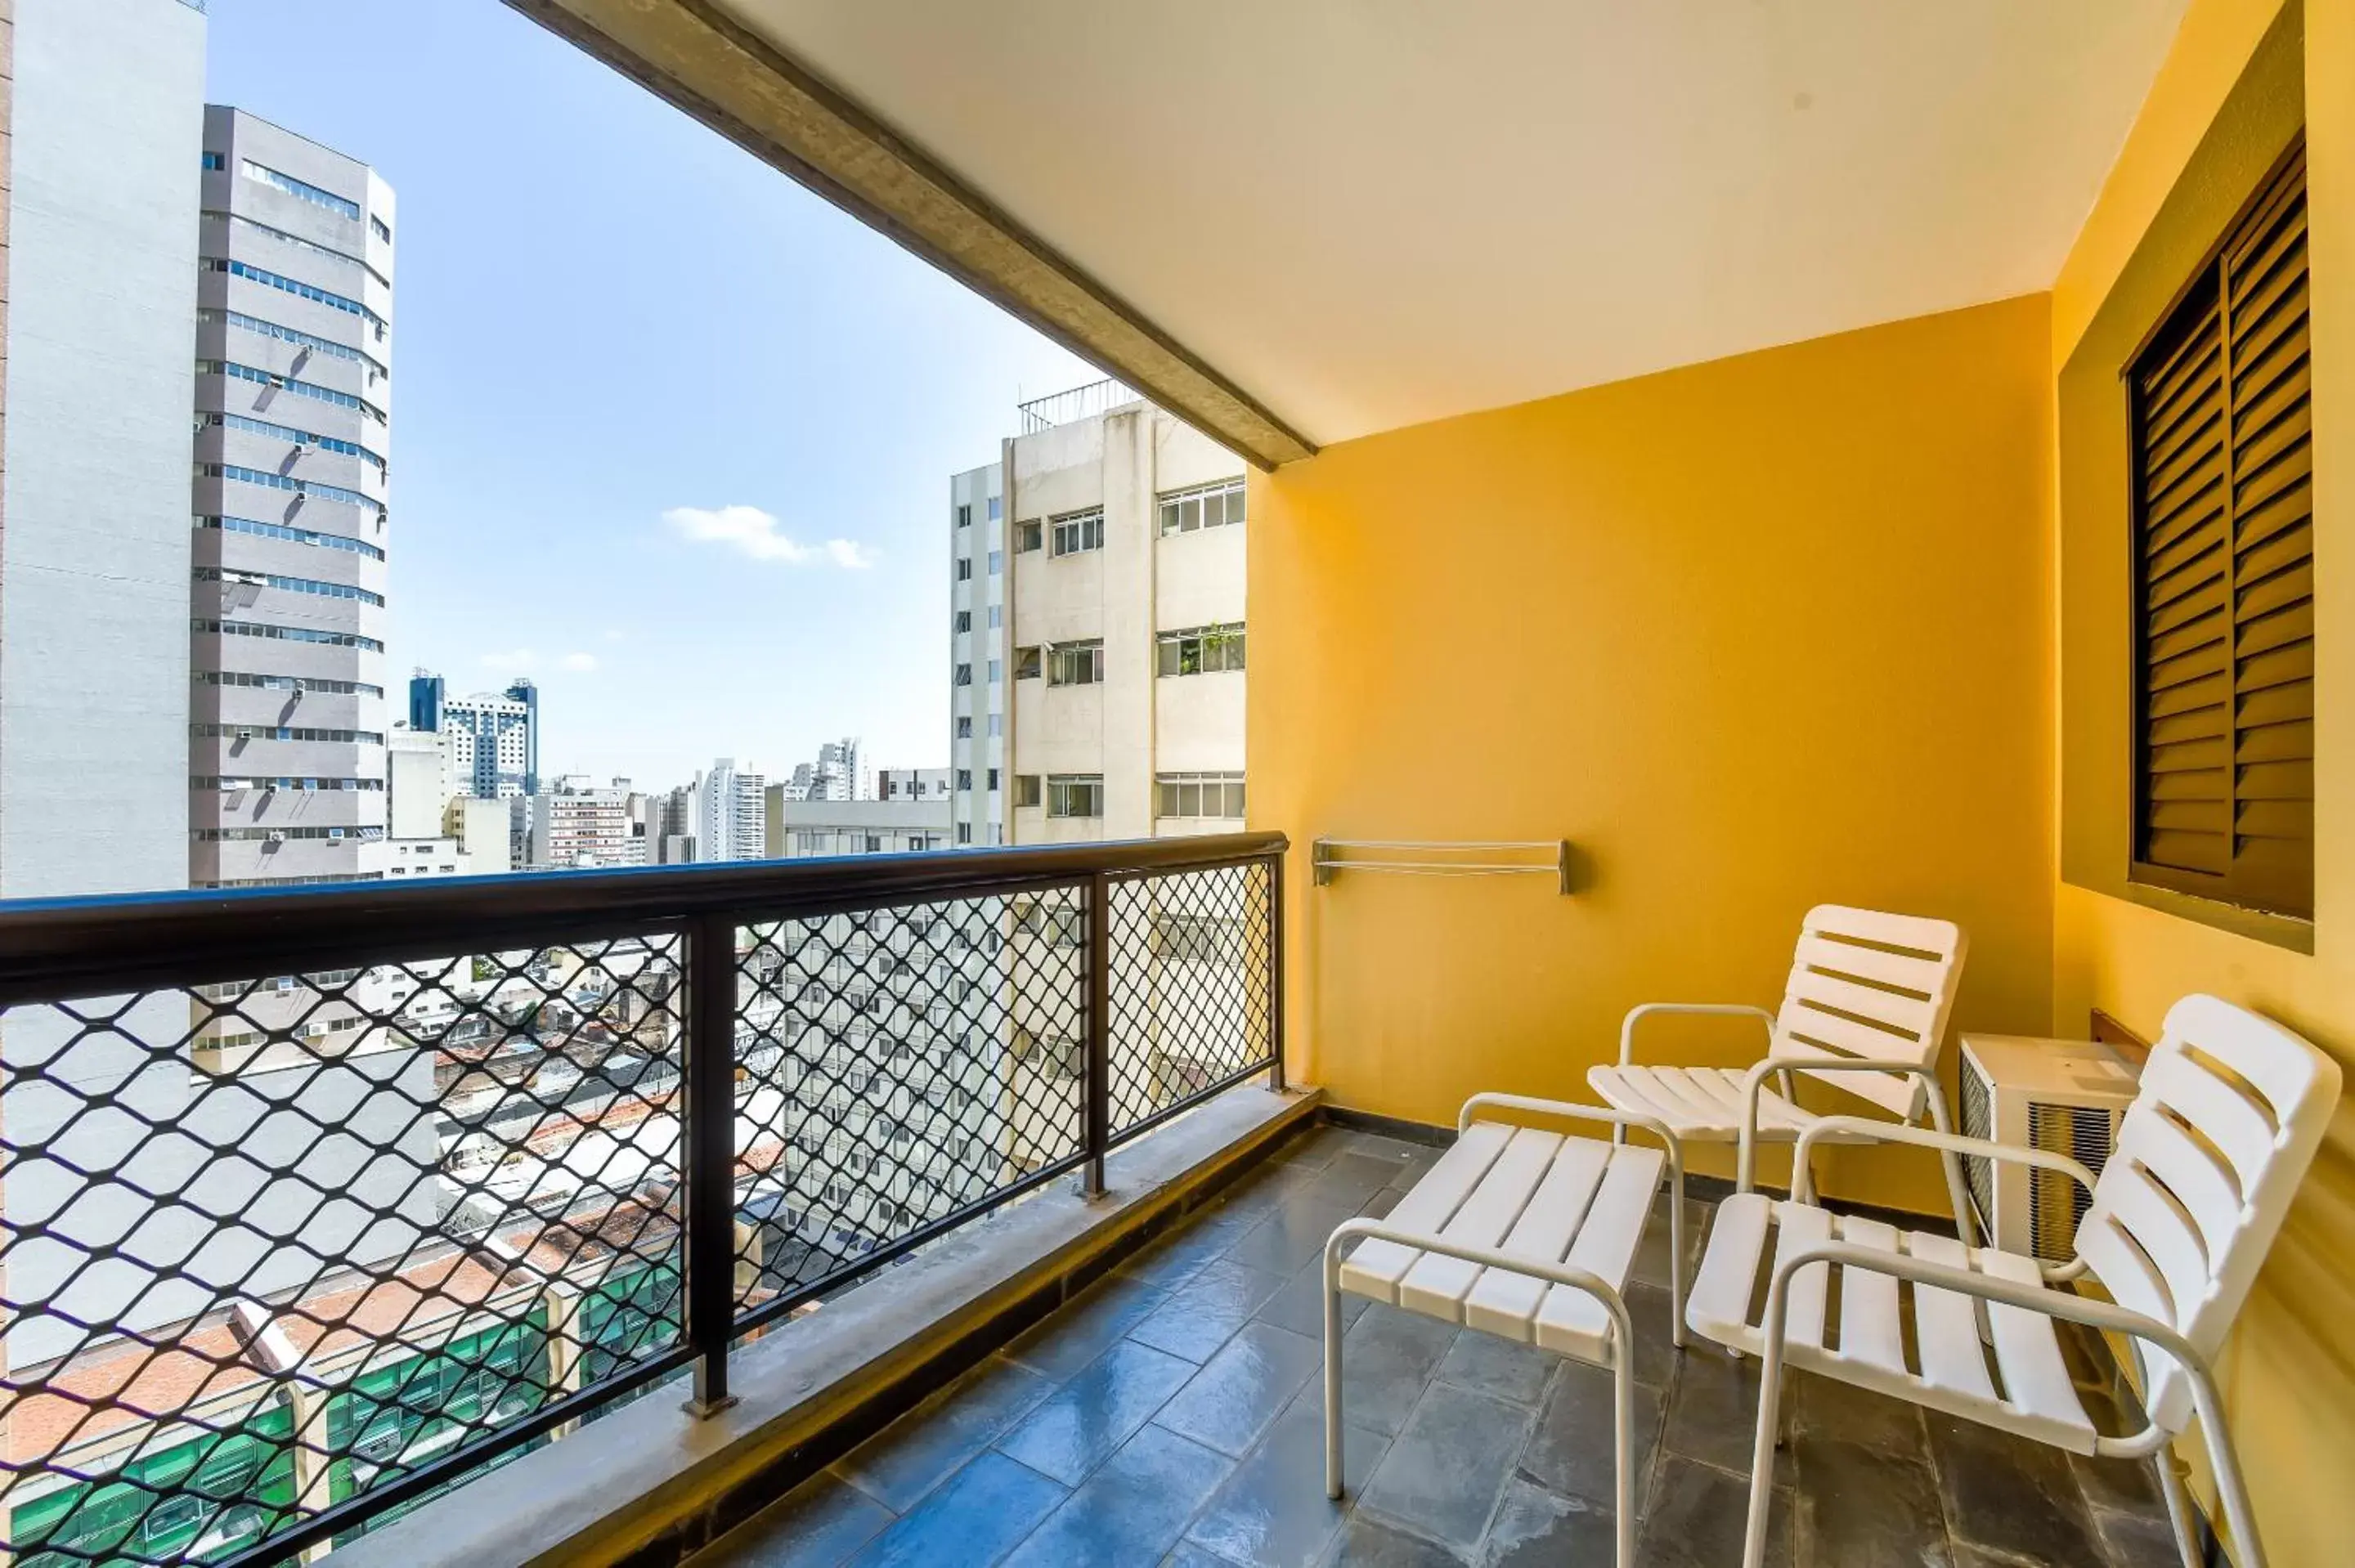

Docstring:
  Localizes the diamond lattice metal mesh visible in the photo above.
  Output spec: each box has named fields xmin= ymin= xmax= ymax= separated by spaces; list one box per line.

xmin=1 ymin=935 xmax=688 ymax=1566
xmin=731 ymin=889 xmax=1086 ymax=1306
xmin=1106 ymin=863 xmax=1276 ymax=1141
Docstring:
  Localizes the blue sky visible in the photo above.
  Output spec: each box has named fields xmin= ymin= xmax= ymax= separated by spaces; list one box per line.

xmin=204 ymin=0 xmax=1095 ymax=791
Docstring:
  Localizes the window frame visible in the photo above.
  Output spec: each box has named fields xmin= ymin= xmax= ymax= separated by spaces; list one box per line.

xmin=2125 ymin=137 xmax=2314 ymax=922
xmin=1047 ymin=640 xmax=1105 ymax=687
xmin=1046 ymin=774 xmax=1103 ymax=818
xmin=1050 ymin=508 xmax=1105 ymax=557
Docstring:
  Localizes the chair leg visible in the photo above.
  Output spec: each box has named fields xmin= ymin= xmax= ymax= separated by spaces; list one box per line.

xmin=2183 ymin=1359 xmax=2267 ymax=1568
xmin=1921 ymin=1080 xmax=1979 ymax=1247
xmin=1743 ymin=1284 xmax=1797 ymax=1568
xmin=1666 ymin=1172 xmax=1688 ymax=1352
xmin=1613 ymin=1346 xmax=1635 ymax=1568
xmin=2155 ymin=1445 xmax=2204 ymax=1568
xmin=1323 ymin=1238 xmax=1346 ymax=1501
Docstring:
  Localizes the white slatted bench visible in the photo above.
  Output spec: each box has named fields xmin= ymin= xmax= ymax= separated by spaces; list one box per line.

xmin=1321 ymin=1095 xmax=1685 ymax=1568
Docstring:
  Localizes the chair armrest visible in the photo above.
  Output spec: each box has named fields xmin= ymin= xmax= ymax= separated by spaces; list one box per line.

xmin=1734 ymin=1057 xmax=1945 ymax=1192
xmin=1617 ymin=1002 xmax=1775 ymax=1066
xmin=1789 ymin=1116 xmax=2098 ymax=1208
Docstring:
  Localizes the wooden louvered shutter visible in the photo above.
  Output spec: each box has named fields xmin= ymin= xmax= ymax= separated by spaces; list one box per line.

xmin=2131 ymin=143 xmax=2313 ymax=921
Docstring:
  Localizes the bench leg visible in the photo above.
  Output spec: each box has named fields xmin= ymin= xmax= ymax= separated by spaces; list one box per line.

xmin=1742 ymin=1276 xmax=1797 ymax=1568
xmin=1323 ymin=1234 xmax=1346 ymax=1500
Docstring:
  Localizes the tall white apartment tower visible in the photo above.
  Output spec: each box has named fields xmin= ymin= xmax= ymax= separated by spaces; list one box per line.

xmin=188 ymin=108 xmax=396 ymax=888
xmin=0 ymin=0 xmax=206 ymax=898
xmin=698 ymin=758 xmax=769 ymax=862
xmin=1003 ymin=388 xmax=1247 ymax=844
xmin=947 ymin=461 xmax=1005 ymax=846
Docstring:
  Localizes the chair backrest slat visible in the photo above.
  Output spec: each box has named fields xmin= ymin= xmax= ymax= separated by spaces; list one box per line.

xmin=2078 ymin=994 xmax=2341 ymax=1432
xmin=1770 ymin=905 xmax=1967 ymax=1118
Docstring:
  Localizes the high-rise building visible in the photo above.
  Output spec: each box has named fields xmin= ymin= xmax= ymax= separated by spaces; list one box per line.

xmin=187 ymin=107 xmax=396 ymax=889
xmin=697 ymin=758 xmax=768 ymax=862
xmin=780 ymin=736 xmax=864 ymax=802
xmin=998 ymin=388 xmax=1246 ymax=844
xmin=947 ymin=461 xmax=1005 ymax=847
xmin=410 ymin=672 xmax=538 ymax=799
xmin=527 ymin=775 xmax=647 ymax=869
xmin=0 ymin=0 xmax=205 ymax=898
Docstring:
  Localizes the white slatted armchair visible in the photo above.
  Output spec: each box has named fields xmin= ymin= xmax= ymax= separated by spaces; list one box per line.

xmin=1686 ymin=994 xmax=2341 ymax=1568
xmin=1587 ymin=903 xmax=1977 ymax=1235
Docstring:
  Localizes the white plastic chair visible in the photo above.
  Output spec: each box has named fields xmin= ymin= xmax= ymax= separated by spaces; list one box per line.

xmin=1685 ymin=993 xmax=2341 ymax=1568
xmin=1587 ymin=903 xmax=1976 ymax=1235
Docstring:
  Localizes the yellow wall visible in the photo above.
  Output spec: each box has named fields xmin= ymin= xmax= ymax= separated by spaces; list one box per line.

xmin=1250 ymin=293 xmax=2057 ymax=1211
xmin=2048 ymin=1 xmax=2355 ymax=1561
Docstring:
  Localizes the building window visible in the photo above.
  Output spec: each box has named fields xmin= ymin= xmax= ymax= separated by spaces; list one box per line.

xmin=370 ymin=215 xmax=393 ymax=245
xmin=1159 ymin=478 xmax=1246 ymax=535
xmin=954 ymin=663 xmax=973 ymax=687
xmin=987 ymin=768 xmax=1000 ymax=791
xmin=956 ymin=822 xmax=974 ymax=844
xmin=241 ymin=159 xmax=363 ymax=221
xmin=1157 ymin=772 xmax=1247 ymax=821
xmin=201 ymin=151 xmax=226 ymax=171
xmin=955 ymin=558 xmax=973 ymax=581
xmin=957 ymin=503 xmax=972 ymax=528
xmin=957 ymin=768 xmax=974 ymax=790
xmin=864 ymin=836 xmax=883 ymax=853
xmin=989 ymin=497 xmax=1002 ymax=520
xmin=2128 ymin=143 xmax=2312 ymax=920
xmin=1016 ymin=518 xmax=1043 ymax=553
xmin=989 ymin=715 xmax=1003 ymax=737
xmin=954 ymin=609 xmax=971 ymax=633
xmin=1157 ymin=625 xmax=1246 ymax=676
xmin=1049 ymin=641 xmax=1104 ymax=686
xmin=1047 ymin=775 xmax=1103 ymax=818
xmin=1014 ymin=775 xmax=1042 ymax=809
xmin=955 ymin=716 xmax=973 ymax=739
xmin=1052 ymin=508 xmax=1105 ymax=556
xmin=1014 ymin=645 xmax=1043 ymax=680
xmin=988 ymin=605 xmax=1002 ymax=629
xmin=987 ymin=659 xmax=1003 ymax=684
xmin=989 ymin=549 xmax=1004 ymax=574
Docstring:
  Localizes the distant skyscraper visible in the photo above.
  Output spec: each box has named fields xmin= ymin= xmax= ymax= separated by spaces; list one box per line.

xmin=781 ymin=737 xmax=864 ymax=802
xmin=410 ymin=672 xmax=538 ymax=799
xmin=947 ymin=461 xmax=1004 ymax=847
xmin=697 ymin=758 xmax=768 ymax=862
xmin=187 ymin=106 xmax=397 ymax=888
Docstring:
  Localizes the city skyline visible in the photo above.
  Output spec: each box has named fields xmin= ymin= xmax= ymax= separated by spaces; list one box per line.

xmin=202 ymin=0 xmax=1098 ymax=790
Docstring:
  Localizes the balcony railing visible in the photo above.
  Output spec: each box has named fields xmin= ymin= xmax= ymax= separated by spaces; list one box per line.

xmin=0 ymin=832 xmax=1284 ymax=1567
xmin=1016 ymin=376 xmax=1141 ymax=434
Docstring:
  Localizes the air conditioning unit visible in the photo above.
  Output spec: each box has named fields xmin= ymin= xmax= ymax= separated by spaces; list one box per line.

xmin=1956 ymin=1035 xmax=2139 ymax=1262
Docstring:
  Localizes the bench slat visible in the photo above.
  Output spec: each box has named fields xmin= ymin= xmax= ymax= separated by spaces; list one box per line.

xmin=1909 ymin=1230 xmax=1997 ymax=1400
xmin=1532 ymin=1145 xmax=1663 ymax=1363
xmin=1832 ymin=1215 xmax=1905 ymax=1376
xmin=1462 ymin=1136 xmax=1614 ymax=1339
xmin=1399 ymin=1127 xmax=1565 ymax=1317
xmin=1337 ymin=1121 xmax=1514 ymax=1300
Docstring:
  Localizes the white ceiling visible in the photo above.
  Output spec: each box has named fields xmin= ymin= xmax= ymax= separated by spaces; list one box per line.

xmin=720 ymin=0 xmax=2189 ymax=448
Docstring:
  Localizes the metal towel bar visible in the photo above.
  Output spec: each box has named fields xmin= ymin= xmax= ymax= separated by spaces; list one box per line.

xmin=1312 ymin=839 xmax=1571 ymax=894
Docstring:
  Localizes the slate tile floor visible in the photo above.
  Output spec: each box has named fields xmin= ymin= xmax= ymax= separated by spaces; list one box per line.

xmin=694 ymin=1122 xmax=2181 ymax=1567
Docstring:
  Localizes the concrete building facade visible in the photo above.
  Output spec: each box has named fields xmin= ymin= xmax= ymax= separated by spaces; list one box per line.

xmin=947 ymin=462 xmax=1005 ymax=847
xmin=1003 ymin=393 xmax=1246 ymax=845
xmin=779 ymin=737 xmax=864 ymax=803
xmin=0 ymin=0 xmax=205 ymax=898
xmin=188 ymin=107 xmax=396 ymax=889
xmin=765 ymin=793 xmax=950 ymax=859
xmin=528 ymin=776 xmax=647 ymax=870
xmin=877 ymin=766 xmax=950 ymax=804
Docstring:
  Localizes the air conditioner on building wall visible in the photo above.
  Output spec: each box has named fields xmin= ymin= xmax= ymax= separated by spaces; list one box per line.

xmin=1955 ymin=1035 xmax=2140 ymax=1262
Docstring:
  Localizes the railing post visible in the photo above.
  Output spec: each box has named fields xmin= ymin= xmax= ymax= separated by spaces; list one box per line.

xmin=683 ymin=912 xmax=740 ymax=1416
xmin=1268 ymin=851 xmax=1287 ymax=1095
xmin=1083 ymin=871 xmax=1111 ymax=1198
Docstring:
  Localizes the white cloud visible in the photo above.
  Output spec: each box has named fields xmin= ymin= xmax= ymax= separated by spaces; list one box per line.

xmin=663 ymin=504 xmax=876 ymax=568
xmin=558 ymin=652 xmax=599 ymax=673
